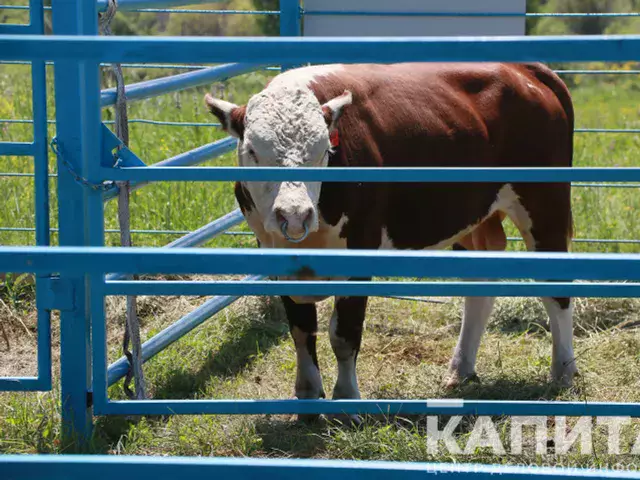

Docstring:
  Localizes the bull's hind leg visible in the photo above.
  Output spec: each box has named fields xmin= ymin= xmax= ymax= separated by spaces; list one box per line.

xmin=446 ymin=282 xmax=496 ymax=388
xmin=542 ymin=297 xmax=576 ymax=386
xmin=506 ymin=184 xmax=577 ymax=386
xmin=445 ymin=213 xmax=507 ymax=388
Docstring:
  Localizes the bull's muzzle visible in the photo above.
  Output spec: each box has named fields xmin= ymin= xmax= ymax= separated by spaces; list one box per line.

xmin=275 ymin=206 xmax=313 ymax=243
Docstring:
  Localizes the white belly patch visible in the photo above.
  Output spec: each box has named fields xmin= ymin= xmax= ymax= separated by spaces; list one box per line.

xmin=379 ymin=185 xmax=521 ymax=251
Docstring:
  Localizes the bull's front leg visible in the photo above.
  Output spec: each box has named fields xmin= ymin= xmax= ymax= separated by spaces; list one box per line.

xmin=281 ymin=296 xmax=325 ymax=421
xmin=329 ymin=293 xmax=368 ymax=426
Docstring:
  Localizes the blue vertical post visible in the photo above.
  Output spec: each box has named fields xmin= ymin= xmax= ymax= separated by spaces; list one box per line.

xmin=279 ymin=0 xmax=301 ymax=72
xmin=30 ymin=0 xmax=52 ymax=392
xmin=52 ymin=0 xmax=104 ymax=449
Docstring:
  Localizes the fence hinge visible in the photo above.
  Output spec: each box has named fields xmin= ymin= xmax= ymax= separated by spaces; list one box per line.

xmin=102 ymin=123 xmax=147 ymax=168
xmin=37 ymin=276 xmax=75 ymax=312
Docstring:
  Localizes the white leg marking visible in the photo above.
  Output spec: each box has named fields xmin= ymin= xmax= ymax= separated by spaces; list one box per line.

xmin=291 ymin=327 xmax=324 ymax=399
xmin=541 ymin=298 xmax=577 ymax=386
xmin=499 ymin=186 xmax=577 ymax=385
xmin=380 ymin=227 xmax=395 ymax=250
xmin=329 ymin=307 xmax=360 ymax=400
xmin=382 ymin=185 xmax=524 ymax=252
xmin=447 ymin=295 xmax=496 ymax=386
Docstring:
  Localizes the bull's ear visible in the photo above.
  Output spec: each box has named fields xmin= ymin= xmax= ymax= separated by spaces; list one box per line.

xmin=322 ymin=90 xmax=353 ymax=132
xmin=204 ymin=94 xmax=246 ymax=139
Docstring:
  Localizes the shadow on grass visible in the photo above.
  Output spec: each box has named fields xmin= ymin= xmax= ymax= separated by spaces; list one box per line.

xmin=91 ymin=416 xmax=139 ymax=454
xmin=362 ymin=376 xmax=575 ymax=434
xmin=152 ymin=297 xmax=289 ymax=400
xmin=254 ymin=417 xmax=328 ymax=458
xmin=92 ymin=297 xmax=289 ymax=453
xmin=447 ymin=376 xmax=568 ymax=401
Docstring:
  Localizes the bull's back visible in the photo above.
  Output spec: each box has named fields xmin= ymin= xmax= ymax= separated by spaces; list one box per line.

xmin=303 ymin=63 xmax=574 ymax=249
xmin=308 ymin=62 xmax=573 ymax=168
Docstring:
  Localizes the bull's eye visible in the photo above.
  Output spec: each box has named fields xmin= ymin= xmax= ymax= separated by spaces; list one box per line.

xmin=246 ymin=148 xmax=258 ymax=164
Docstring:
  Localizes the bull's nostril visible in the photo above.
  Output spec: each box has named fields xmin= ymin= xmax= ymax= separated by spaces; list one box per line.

xmin=302 ymin=207 xmax=313 ymax=225
xmin=275 ymin=207 xmax=286 ymax=225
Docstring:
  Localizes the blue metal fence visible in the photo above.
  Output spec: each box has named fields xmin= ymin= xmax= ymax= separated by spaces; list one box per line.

xmin=0 ymin=0 xmax=51 ymax=393
xmin=1 ymin=0 xmax=640 ymax=477
xmin=6 ymin=454 xmax=640 ymax=480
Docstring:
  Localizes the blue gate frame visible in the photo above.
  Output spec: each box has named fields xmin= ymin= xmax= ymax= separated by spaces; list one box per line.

xmin=5 ymin=454 xmax=640 ymax=480
xmin=1 ymin=0 xmax=640 ymax=476
xmin=0 ymin=0 xmax=51 ymax=393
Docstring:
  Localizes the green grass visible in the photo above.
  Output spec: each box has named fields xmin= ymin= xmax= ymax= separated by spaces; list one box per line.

xmin=0 ymin=64 xmax=275 ymax=248
xmin=0 ymin=64 xmax=639 ymax=467
xmin=1 ymin=294 xmax=639 ymax=465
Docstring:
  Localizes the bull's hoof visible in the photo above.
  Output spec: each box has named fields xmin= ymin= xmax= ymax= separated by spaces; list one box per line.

xmin=297 ymin=413 xmax=323 ymax=425
xmin=443 ymin=371 xmax=479 ymax=390
xmin=293 ymin=390 xmax=326 ymax=425
xmin=327 ymin=413 xmax=362 ymax=428
xmin=551 ymin=361 xmax=579 ymax=388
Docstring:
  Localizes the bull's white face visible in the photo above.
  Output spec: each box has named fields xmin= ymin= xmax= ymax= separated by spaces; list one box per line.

xmin=240 ymin=86 xmax=330 ymax=239
xmin=205 ymin=84 xmax=352 ymax=242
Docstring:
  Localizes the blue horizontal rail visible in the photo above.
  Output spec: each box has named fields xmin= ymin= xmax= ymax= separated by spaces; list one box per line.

xmin=515 ymin=236 xmax=640 ymax=245
xmin=0 ymin=377 xmax=47 ymax=392
xmin=576 ymin=128 xmax=640 ymax=134
xmin=104 ymin=280 xmax=640 ymax=298
xmin=0 ymin=25 xmax=35 ymax=35
xmin=0 ymin=141 xmax=33 ymax=156
xmin=106 ymin=274 xmax=265 ymax=387
xmin=105 ymin=119 xmax=221 ymax=127
xmin=130 ymin=8 xmax=279 ymax=15
xmin=6 ymin=118 xmax=638 ymax=133
xmin=101 ymin=62 xmax=263 ymax=107
xmin=7 ymin=4 xmax=640 ymax=19
xmin=0 ymin=118 xmax=215 ymax=127
xmin=2 ymin=246 xmax=639 ymax=281
xmin=9 ymin=60 xmax=640 ymax=75
xmin=96 ymin=0 xmax=224 ymax=11
xmin=8 ymin=172 xmax=639 ymax=188
xmin=103 ymin=166 xmax=640 ymax=183
xmin=0 ymin=60 xmax=281 ymax=73
xmin=0 ymin=226 xmax=252 ymax=236
xmin=303 ymin=10 xmax=640 ymax=18
xmin=6 ymin=455 xmax=640 ymax=480
xmin=4 ymin=34 xmax=640 ymax=64
xmin=574 ymin=182 xmax=640 ymax=188
xmin=98 ymin=397 xmax=640 ymax=417
xmin=2 ymin=4 xmax=279 ymax=15
xmin=0 ymin=226 xmax=636 ymax=245
xmin=557 ymin=69 xmax=640 ymax=75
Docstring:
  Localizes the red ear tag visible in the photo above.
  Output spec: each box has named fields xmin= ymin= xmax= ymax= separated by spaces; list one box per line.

xmin=330 ymin=129 xmax=340 ymax=148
